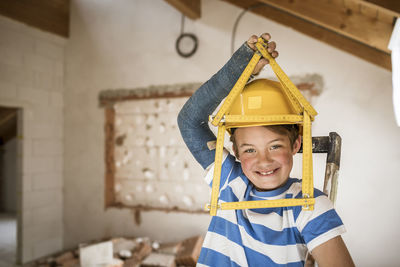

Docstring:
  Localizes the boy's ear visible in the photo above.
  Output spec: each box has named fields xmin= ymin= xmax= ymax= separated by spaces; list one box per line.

xmin=292 ymin=136 xmax=302 ymax=155
xmin=233 ymin=145 xmax=240 ymax=160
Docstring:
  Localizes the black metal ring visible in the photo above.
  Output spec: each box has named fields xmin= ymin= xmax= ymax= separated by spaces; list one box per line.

xmin=175 ymin=33 xmax=198 ymax=58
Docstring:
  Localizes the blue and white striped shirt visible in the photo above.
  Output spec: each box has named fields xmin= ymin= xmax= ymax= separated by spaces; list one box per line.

xmin=198 ymin=152 xmax=346 ymax=266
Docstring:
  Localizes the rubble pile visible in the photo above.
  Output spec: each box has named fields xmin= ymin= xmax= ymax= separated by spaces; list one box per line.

xmin=29 ymin=235 xmax=204 ymax=267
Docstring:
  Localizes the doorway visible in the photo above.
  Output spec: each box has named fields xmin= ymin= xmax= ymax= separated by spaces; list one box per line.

xmin=0 ymin=106 xmax=18 ymax=266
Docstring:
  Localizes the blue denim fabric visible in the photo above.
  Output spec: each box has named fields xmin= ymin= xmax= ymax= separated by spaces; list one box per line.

xmin=177 ymin=43 xmax=254 ymax=169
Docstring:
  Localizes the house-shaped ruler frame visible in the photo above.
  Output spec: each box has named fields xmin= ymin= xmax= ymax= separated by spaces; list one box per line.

xmin=207 ymin=38 xmax=318 ymax=216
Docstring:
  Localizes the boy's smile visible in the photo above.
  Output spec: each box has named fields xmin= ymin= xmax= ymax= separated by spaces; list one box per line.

xmin=234 ymin=126 xmax=301 ymax=191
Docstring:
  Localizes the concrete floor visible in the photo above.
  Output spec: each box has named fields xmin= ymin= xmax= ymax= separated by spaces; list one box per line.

xmin=0 ymin=213 xmax=16 ymax=267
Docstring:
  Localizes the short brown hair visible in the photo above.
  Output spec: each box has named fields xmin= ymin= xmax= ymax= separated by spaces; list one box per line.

xmin=230 ymin=125 xmax=300 ymax=158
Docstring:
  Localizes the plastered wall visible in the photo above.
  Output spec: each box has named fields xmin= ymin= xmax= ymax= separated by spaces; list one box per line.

xmin=64 ymin=0 xmax=400 ymax=265
xmin=0 ymin=16 xmax=65 ymax=263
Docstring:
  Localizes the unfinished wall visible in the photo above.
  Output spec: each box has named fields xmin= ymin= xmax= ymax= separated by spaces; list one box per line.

xmin=65 ymin=0 xmax=400 ymax=265
xmin=0 ymin=15 xmax=65 ymax=263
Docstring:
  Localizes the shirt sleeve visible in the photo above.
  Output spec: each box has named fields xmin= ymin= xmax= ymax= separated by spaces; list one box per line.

xmin=295 ymin=192 xmax=346 ymax=252
xmin=177 ymin=43 xmax=254 ymax=169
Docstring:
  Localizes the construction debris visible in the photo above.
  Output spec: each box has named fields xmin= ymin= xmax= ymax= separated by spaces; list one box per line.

xmin=28 ymin=235 xmax=203 ymax=267
xmin=175 ymin=236 xmax=203 ymax=266
xmin=140 ymin=253 xmax=176 ymax=267
xmin=80 ymin=241 xmax=114 ymax=266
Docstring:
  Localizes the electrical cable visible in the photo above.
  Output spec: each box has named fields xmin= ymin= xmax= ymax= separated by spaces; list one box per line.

xmin=176 ymin=14 xmax=198 ymax=58
xmin=231 ymin=3 xmax=268 ymax=55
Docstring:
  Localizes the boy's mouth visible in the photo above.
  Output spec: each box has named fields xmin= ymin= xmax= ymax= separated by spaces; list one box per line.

xmin=256 ymin=168 xmax=279 ymax=176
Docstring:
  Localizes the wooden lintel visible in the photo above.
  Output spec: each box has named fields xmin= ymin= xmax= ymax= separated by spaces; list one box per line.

xmin=222 ymin=0 xmax=391 ymax=70
xmin=164 ymin=0 xmax=201 ymax=20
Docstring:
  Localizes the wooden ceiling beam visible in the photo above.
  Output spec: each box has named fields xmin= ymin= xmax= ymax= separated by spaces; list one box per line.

xmin=0 ymin=0 xmax=69 ymax=37
xmin=364 ymin=0 xmax=400 ymax=14
xmin=163 ymin=0 xmax=201 ymax=20
xmin=258 ymin=0 xmax=398 ymax=54
xmin=223 ymin=0 xmax=392 ymax=70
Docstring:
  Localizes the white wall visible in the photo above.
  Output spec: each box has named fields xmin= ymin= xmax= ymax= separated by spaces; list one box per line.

xmin=0 ymin=16 xmax=65 ymax=263
xmin=65 ymin=0 xmax=400 ymax=265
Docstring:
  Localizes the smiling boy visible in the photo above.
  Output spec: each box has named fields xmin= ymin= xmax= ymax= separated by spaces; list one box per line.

xmin=232 ymin=125 xmax=300 ymax=191
xmin=178 ymin=33 xmax=354 ymax=266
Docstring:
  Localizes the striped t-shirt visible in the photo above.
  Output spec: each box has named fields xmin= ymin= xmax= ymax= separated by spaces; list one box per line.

xmin=197 ymin=152 xmax=346 ymax=266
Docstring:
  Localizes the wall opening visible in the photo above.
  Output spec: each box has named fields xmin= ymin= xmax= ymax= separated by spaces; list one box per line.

xmin=0 ymin=106 xmax=19 ymax=265
xmin=100 ymin=83 xmax=211 ymax=214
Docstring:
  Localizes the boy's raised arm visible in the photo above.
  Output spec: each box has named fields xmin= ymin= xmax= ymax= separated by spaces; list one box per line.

xmin=177 ymin=33 xmax=276 ymax=169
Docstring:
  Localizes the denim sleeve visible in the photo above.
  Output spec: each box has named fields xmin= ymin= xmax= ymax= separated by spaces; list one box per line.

xmin=177 ymin=43 xmax=254 ymax=169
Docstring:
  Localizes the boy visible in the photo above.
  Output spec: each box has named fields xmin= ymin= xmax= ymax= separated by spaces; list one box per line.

xmin=177 ymin=33 xmax=354 ymax=266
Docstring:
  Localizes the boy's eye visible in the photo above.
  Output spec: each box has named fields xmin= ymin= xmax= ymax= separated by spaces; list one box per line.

xmin=244 ymin=148 xmax=256 ymax=153
xmin=270 ymin=145 xmax=282 ymax=150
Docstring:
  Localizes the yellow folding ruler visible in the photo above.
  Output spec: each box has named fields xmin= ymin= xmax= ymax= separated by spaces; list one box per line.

xmin=206 ymin=38 xmax=317 ymax=216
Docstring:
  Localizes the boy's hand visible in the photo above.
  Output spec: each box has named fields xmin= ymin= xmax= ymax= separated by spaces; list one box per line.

xmin=246 ymin=33 xmax=278 ymax=75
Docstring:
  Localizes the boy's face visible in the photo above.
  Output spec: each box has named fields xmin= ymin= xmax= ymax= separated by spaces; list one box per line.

xmin=234 ymin=126 xmax=301 ymax=191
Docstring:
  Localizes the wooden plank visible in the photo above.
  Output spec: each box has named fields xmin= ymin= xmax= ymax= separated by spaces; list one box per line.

xmin=0 ymin=0 xmax=69 ymax=37
xmin=222 ymin=0 xmax=391 ymax=70
xmin=163 ymin=0 xmax=201 ymax=19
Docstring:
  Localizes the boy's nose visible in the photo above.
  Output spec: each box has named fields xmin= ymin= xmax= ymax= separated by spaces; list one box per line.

xmin=257 ymin=152 xmax=273 ymax=164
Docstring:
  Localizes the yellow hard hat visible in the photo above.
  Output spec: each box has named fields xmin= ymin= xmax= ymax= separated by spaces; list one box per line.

xmin=225 ymin=78 xmax=304 ymax=131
